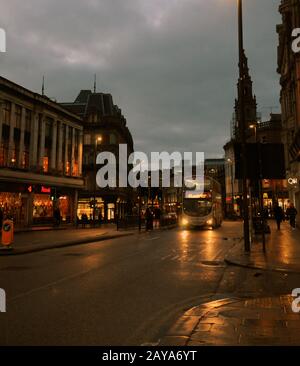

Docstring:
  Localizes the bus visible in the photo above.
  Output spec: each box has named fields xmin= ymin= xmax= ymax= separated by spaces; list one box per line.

xmin=181 ymin=176 xmax=223 ymax=229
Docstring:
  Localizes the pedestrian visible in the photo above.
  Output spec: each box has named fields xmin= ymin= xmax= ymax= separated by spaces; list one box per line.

xmin=53 ymin=207 xmax=61 ymax=227
xmin=145 ymin=208 xmax=153 ymax=231
xmin=273 ymin=204 xmax=284 ymax=230
xmin=286 ymin=203 xmax=298 ymax=229
xmin=81 ymin=213 xmax=88 ymax=228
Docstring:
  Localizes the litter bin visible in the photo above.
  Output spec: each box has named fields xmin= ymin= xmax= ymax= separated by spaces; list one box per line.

xmin=1 ymin=219 xmax=14 ymax=246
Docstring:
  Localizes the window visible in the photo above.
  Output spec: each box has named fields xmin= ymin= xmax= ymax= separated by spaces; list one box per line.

xmin=25 ymin=110 xmax=32 ymax=132
xmin=15 ymin=105 xmax=22 ymax=129
xmin=84 ymin=134 xmax=91 ymax=145
xmin=3 ymin=101 xmax=11 ymax=124
xmin=45 ymin=119 xmax=52 ymax=138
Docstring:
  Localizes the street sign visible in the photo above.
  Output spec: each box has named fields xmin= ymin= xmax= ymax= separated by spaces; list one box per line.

xmin=234 ymin=143 xmax=286 ymax=180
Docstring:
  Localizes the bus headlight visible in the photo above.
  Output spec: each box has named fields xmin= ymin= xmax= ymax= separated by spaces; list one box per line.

xmin=182 ymin=218 xmax=189 ymax=226
xmin=206 ymin=219 xmax=213 ymax=226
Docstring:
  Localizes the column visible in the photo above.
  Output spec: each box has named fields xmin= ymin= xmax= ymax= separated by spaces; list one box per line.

xmin=8 ymin=102 xmax=15 ymax=166
xmin=64 ymin=124 xmax=69 ymax=175
xmin=50 ymin=120 xmax=57 ymax=171
xmin=78 ymin=130 xmax=83 ymax=176
xmin=18 ymin=107 xmax=26 ymax=168
xmin=73 ymin=189 xmax=78 ymax=225
xmin=57 ymin=121 xmax=63 ymax=173
xmin=29 ymin=112 xmax=39 ymax=168
xmin=71 ymin=127 xmax=75 ymax=176
xmin=38 ymin=114 xmax=46 ymax=170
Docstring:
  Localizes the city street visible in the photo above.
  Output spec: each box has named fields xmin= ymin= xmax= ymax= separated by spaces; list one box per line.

xmin=1 ymin=222 xmax=299 ymax=346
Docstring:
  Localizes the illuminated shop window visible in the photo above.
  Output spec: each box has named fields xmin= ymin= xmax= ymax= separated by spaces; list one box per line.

xmin=43 ymin=157 xmax=49 ymax=173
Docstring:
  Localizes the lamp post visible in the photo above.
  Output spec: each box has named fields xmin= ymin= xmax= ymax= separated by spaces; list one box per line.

xmin=249 ymin=123 xmax=257 ymax=142
xmin=237 ymin=0 xmax=250 ymax=252
xmin=93 ymin=135 xmax=102 ymax=227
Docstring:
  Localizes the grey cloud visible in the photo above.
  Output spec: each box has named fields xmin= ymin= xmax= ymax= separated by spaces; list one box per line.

xmin=0 ymin=0 xmax=281 ymax=157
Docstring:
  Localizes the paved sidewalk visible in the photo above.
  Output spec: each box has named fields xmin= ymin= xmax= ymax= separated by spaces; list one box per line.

xmin=160 ymin=295 xmax=300 ymax=346
xmin=225 ymin=220 xmax=300 ymax=273
xmin=0 ymin=225 xmax=134 ymax=255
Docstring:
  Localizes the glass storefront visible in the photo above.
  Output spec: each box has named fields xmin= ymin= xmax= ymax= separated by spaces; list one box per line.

xmin=107 ymin=203 xmax=115 ymax=221
xmin=33 ymin=194 xmax=53 ymax=221
xmin=77 ymin=198 xmax=104 ymax=221
xmin=33 ymin=194 xmax=72 ymax=223
xmin=58 ymin=196 xmax=71 ymax=222
xmin=0 ymin=192 xmax=25 ymax=226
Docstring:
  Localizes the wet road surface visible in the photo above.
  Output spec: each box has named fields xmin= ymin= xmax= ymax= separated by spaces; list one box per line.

xmin=1 ymin=222 xmax=298 ymax=345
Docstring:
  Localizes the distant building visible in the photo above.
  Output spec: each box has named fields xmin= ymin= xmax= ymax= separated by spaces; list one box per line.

xmin=224 ymin=49 xmax=288 ymax=216
xmin=277 ymin=0 xmax=300 ymax=221
xmin=204 ymin=159 xmax=226 ymax=214
xmin=0 ymin=76 xmax=84 ymax=227
xmin=61 ymin=90 xmax=134 ymax=222
xmin=224 ymin=51 xmax=259 ymax=216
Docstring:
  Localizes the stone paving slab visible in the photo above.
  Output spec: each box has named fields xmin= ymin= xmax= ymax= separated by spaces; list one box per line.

xmin=160 ymin=295 xmax=300 ymax=346
xmin=225 ymin=221 xmax=300 ymax=273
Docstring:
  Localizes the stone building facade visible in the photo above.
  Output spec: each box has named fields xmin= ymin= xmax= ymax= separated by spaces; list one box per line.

xmin=62 ymin=90 xmax=134 ymax=222
xmin=0 ymin=76 xmax=84 ymax=227
xmin=277 ymin=0 xmax=300 ymax=220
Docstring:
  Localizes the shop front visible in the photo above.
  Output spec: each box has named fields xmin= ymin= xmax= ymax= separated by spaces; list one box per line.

xmin=77 ymin=196 xmax=129 ymax=223
xmin=0 ymin=190 xmax=27 ymax=227
xmin=77 ymin=197 xmax=105 ymax=222
xmin=0 ymin=182 xmax=76 ymax=227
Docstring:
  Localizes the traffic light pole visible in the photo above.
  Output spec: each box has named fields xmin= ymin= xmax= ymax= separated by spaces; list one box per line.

xmin=238 ymin=0 xmax=250 ymax=252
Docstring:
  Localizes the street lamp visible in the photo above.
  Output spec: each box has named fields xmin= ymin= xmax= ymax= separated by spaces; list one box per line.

xmin=237 ymin=0 xmax=250 ymax=252
xmin=93 ymin=135 xmax=102 ymax=227
xmin=249 ymin=123 xmax=257 ymax=141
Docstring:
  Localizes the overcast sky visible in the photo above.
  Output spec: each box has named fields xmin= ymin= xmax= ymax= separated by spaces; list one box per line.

xmin=0 ymin=0 xmax=281 ymax=159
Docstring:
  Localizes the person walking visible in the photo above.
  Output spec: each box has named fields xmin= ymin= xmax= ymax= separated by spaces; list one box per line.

xmin=53 ymin=207 xmax=61 ymax=227
xmin=145 ymin=208 xmax=153 ymax=231
xmin=273 ymin=204 xmax=284 ymax=230
xmin=286 ymin=203 xmax=298 ymax=229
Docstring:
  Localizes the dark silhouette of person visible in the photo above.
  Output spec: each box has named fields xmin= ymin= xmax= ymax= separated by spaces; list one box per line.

xmin=273 ymin=204 xmax=284 ymax=230
xmin=145 ymin=208 xmax=153 ymax=231
xmin=53 ymin=207 xmax=61 ymax=227
xmin=81 ymin=213 xmax=88 ymax=228
xmin=286 ymin=203 xmax=298 ymax=229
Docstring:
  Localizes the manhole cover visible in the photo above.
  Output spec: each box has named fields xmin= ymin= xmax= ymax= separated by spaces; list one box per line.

xmin=0 ymin=266 xmax=32 ymax=271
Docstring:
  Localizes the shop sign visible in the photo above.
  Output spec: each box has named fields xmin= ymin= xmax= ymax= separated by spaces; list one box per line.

xmin=41 ymin=186 xmax=51 ymax=194
xmin=27 ymin=185 xmax=52 ymax=194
